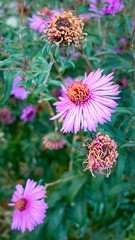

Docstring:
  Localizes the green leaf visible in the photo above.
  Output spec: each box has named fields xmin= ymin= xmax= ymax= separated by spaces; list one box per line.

xmin=72 ymin=191 xmax=87 ymax=227
xmin=101 ymin=59 xmax=121 ymax=70
xmin=108 ymin=181 xmax=135 ymax=196
xmin=116 ymin=154 xmax=126 ymax=179
xmin=49 ymin=79 xmax=62 ymax=86
xmin=123 ymin=14 xmax=132 ymax=35
xmin=67 ymin=176 xmax=86 ymax=202
xmin=109 ymin=32 xmax=118 ymax=46
xmin=0 ymin=71 xmax=15 ymax=106
xmin=116 ymin=107 xmax=135 ymax=115
xmin=78 ymin=4 xmax=89 ymax=14
xmin=128 ymin=68 xmax=135 ymax=73
xmin=120 ymin=142 xmax=135 ymax=148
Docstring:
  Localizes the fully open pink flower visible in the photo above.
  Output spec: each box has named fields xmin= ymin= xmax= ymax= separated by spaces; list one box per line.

xmin=51 ymin=69 xmax=120 ymax=134
xmin=9 ymin=179 xmax=48 ymax=233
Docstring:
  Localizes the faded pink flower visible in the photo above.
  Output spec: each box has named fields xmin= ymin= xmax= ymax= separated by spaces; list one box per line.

xmin=42 ymin=132 xmax=65 ymax=150
xmin=0 ymin=107 xmax=15 ymax=124
xmin=8 ymin=179 xmax=48 ymax=233
xmin=51 ymin=69 xmax=120 ymax=134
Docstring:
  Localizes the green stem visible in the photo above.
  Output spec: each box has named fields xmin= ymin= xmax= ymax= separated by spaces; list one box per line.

xmin=45 ymin=174 xmax=83 ymax=189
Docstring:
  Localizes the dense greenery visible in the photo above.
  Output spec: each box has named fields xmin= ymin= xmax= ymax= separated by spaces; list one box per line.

xmin=0 ymin=0 xmax=135 ymax=239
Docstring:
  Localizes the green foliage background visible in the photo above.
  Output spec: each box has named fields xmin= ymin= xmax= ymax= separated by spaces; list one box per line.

xmin=0 ymin=0 xmax=135 ymax=239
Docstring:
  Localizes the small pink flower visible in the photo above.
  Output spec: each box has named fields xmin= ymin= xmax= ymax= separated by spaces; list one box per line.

xmin=119 ymin=37 xmax=127 ymax=46
xmin=121 ymin=77 xmax=127 ymax=88
xmin=9 ymin=179 xmax=48 ymax=233
xmin=20 ymin=105 xmax=36 ymax=122
xmin=51 ymin=69 xmax=120 ymax=134
xmin=115 ymin=46 xmax=122 ymax=53
xmin=11 ymin=76 xmax=29 ymax=100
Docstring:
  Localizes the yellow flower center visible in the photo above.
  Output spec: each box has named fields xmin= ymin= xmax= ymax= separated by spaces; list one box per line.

xmin=67 ymin=81 xmax=90 ymax=105
xmin=16 ymin=198 xmax=27 ymax=211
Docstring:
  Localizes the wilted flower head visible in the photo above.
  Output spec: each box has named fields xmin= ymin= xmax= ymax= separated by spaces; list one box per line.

xmin=0 ymin=107 xmax=15 ymax=125
xmin=83 ymin=133 xmax=118 ymax=177
xmin=42 ymin=132 xmax=65 ymax=150
xmin=11 ymin=76 xmax=29 ymax=100
xmin=20 ymin=105 xmax=36 ymax=122
xmin=51 ymin=69 xmax=120 ymax=134
xmin=8 ymin=179 xmax=48 ymax=232
xmin=101 ymin=0 xmax=124 ymax=16
xmin=45 ymin=11 xmax=86 ymax=47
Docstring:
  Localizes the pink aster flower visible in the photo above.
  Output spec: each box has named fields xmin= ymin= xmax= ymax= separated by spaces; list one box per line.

xmin=11 ymin=76 xmax=29 ymax=100
xmin=20 ymin=105 xmax=36 ymax=122
xmin=29 ymin=8 xmax=64 ymax=33
xmin=8 ymin=179 xmax=48 ymax=233
xmin=29 ymin=15 xmax=47 ymax=32
xmin=101 ymin=0 xmax=124 ymax=16
xmin=50 ymin=69 xmax=120 ymax=134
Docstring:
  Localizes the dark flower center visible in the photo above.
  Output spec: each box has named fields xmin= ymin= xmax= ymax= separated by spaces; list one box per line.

xmin=27 ymin=111 xmax=34 ymax=118
xmin=67 ymin=81 xmax=90 ymax=105
xmin=16 ymin=198 xmax=28 ymax=211
xmin=56 ymin=18 xmax=71 ymax=29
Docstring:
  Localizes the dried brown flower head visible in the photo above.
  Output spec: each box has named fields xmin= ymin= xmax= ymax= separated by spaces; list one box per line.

xmin=83 ymin=133 xmax=118 ymax=177
xmin=45 ymin=11 xmax=86 ymax=47
xmin=42 ymin=132 xmax=65 ymax=150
